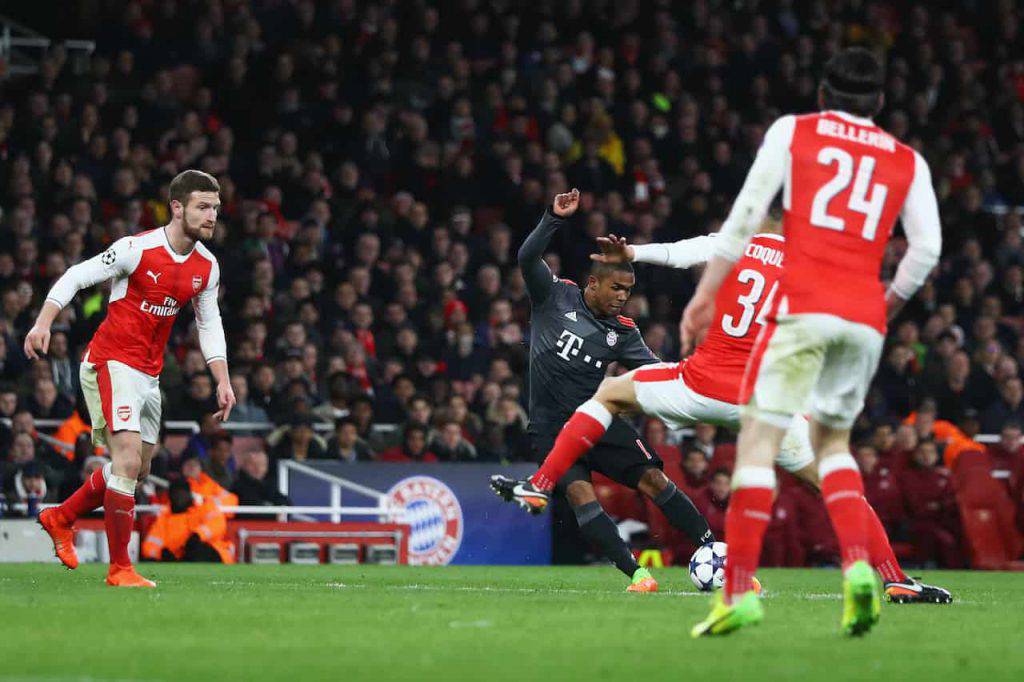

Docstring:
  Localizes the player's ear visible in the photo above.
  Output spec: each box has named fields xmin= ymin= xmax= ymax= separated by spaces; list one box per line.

xmin=586 ymin=274 xmax=598 ymax=289
xmin=170 ymin=199 xmax=183 ymax=218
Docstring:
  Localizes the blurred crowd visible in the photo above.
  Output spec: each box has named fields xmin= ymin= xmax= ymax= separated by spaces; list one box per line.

xmin=1 ymin=0 xmax=1024 ymax=566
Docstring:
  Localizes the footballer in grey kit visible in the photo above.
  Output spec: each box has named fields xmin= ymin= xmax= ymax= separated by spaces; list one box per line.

xmin=491 ymin=189 xmax=713 ymax=592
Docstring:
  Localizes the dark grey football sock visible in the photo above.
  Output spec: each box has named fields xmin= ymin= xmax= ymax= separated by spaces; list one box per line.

xmin=573 ymin=500 xmax=639 ymax=578
xmin=654 ymin=481 xmax=714 ymax=545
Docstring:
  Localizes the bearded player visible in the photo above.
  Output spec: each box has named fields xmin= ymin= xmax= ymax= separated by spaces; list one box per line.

xmin=493 ymin=226 xmax=950 ymax=606
xmin=681 ymin=48 xmax=942 ymax=636
xmin=491 ymin=189 xmax=716 ymax=593
xmin=27 ymin=169 xmax=235 ymax=587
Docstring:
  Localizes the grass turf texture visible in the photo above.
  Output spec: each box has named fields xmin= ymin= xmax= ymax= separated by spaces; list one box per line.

xmin=1 ymin=565 xmax=1020 ymax=681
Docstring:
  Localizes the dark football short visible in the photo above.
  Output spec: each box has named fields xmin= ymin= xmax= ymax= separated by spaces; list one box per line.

xmin=528 ymin=418 xmax=663 ymax=490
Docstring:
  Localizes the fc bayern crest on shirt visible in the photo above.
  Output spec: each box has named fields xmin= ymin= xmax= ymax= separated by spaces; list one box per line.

xmin=606 ymin=330 xmax=618 ymax=346
xmin=387 ymin=476 xmax=463 ymax=565
xmin=192 ymin=275 xmax=203 ymax=291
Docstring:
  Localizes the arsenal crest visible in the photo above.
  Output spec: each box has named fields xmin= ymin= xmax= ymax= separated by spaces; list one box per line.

xmin=606 ymin=331 xmax=618 ymax=346
xmin=192 ymin=276 xmax=203 ymax=291
xmin=117 ymin=405 xmax=132 ymax=421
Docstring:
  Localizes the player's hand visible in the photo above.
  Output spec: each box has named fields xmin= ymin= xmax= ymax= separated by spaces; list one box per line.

xmin=680 ymin=295 xmax=715 ymax=355
xmin=590 ymin=234 xmax=634 ymax=264
xmin=23 ymin=324 xmax=51 ymax=360
xmin=552 ymin=188 xmax=580 ymax=217
xmin=213 ymin=381 xmax=236 ymax=422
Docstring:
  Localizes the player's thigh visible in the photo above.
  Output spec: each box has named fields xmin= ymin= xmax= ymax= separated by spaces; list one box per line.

xmin=633 ymin=362 xmax=738 ymax=429
xmin=743 ymin=314 xmax=827 ymax=425
xmin=140 ymin=380 xmax=162 ymax=446
xmin=139 ymin=440 xmax=158 ymax=481
xmin=79 ymin=353 xmax=108 ymax=447
xmin=810 ymin=318 xmax=884 ymax=430
xmin=777 ymin=414 xmax=816 ymax=474
xmin=594 ymin=370 xmax=641 ymax=414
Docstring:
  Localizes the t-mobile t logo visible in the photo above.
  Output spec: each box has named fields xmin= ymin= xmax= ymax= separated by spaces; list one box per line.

xmin=555 ymin=329 xmax=584 ymax=361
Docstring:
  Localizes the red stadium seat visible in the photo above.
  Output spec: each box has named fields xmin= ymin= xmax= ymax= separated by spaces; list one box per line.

xmin=955 ymin=467 xmax=1024 ymax=570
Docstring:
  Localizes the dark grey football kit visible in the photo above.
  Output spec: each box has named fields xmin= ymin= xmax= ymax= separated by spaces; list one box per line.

xmin=517 ymin=209 xmax=712 ymax=576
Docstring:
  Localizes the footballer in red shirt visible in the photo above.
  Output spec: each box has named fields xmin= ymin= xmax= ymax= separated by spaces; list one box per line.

xmin=683 ymin=49 xmax=942 ymax=636
xmin=28 ymin=169 xmax=236 ymax=587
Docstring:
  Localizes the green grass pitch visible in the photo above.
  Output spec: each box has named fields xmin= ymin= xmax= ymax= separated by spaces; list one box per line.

xmin=1 ymin=564 xmax=1021 ymax=681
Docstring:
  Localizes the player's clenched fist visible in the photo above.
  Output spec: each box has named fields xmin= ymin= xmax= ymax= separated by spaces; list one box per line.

xmin=24 ymin=324 xmax=51 ymax=360
xmin=552 ymin=188 xmax=580 ymax=217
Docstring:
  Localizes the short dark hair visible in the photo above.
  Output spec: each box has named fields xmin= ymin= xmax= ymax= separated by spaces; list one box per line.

xmin=820 ymin=47 xmax=884 ymax=117
xmin=169 ymin=169 xmax=220 ymax=206
xmin=590 ymin=259 xmax=635 ymax=280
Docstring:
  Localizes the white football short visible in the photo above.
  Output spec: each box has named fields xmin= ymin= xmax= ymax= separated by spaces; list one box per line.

xmin=743 ymin=313 xmax=884 ymax=430
xmin=80 ymin=350 xmax=162 ymax=446
xmin=632 ymin=362 xmax=815 ymax=473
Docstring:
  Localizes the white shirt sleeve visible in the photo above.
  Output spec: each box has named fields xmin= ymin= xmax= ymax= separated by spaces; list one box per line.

xmin=890 ymin=151 xmax=942 ymax=300
xmin=632 ymin=235 xmax=717 ymax=269
xmin=714 ymin=115 xmax=795 ymax=262
xmin=193 ymin=259 xmax=227 ymax=364
xmin=45 ymin=236 xmax=140 ymax=310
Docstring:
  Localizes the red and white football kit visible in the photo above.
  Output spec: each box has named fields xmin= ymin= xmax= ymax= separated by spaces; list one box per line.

xmin=708 ymin=110 xmax=941 ymax=595
xmin=46 ymin=228 xmax=226 ymax=445
xmin=628 ymin=233 xmax=813 ymax=472
xmin=711 ymin=110 xmax=942 ymax=429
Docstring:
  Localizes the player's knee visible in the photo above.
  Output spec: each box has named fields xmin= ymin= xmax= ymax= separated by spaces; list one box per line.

xmin=594 ymin=375 xmax=636 ymax=415
xmin=638 ymin=467 xmax=670 ymax=497
xmin=565 ymin=481 xmax=596 ymax=507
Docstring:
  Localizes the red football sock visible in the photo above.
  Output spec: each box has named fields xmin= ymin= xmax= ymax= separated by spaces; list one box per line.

xmin=723 ymin=467 xmax=776 ymax=605
xmin=820 ymin=454 xmax=870 ymax=570
xmin=103 ymin=487 xmax=136 ymax=567
xmin=865 ymin=499 xmax=906 ymax=583
xmin=58 ymin=464 xmax=108 ymax=523
xmin=531 ymin=400 xmax=612 ymax=491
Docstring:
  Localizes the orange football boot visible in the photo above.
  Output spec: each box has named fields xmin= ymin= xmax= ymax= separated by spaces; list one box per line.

xmin=106 ymin=564 xmax=156 ymax=588
xmin=37 ymin=508 xmax=79 ymax=570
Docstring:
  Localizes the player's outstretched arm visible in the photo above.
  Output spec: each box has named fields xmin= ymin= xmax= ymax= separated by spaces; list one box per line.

xmin=24 ymin=237 xmax=137 ymax=359
xmin=518 ymin=189 xmax=580 ymax=305
xmin=887 ymin=151 xmax=942 ymax=321
xmin=592 ymin=234 xmax=718 ymax=269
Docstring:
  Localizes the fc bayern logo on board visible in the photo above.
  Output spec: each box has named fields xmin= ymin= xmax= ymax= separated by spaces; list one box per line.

xmin=386 ymin=476 xmax=463 ymax=565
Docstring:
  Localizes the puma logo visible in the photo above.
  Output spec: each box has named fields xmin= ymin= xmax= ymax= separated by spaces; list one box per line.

xmin=146 ymin=270 xmax=162 ymax=284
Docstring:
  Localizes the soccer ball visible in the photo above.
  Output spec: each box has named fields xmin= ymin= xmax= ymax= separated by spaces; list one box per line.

xmin=689 ymin=541 xmax=728 ymax=591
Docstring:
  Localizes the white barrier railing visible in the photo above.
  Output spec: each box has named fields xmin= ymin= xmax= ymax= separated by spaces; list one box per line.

xmin=14 ymin=502 xmax=400 ymax=519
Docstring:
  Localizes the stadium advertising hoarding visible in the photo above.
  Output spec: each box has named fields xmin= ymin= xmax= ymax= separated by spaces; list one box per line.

xmin=284 ymin=462 xmax=551 ymax=565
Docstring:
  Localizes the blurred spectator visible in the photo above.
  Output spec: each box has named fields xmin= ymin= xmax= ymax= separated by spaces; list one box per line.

xmin=205 ymin=432 xmax=235 ymax=490
xmin=181 ymin=455 xmax=239 ymax=515
xmin=325 ymin=418 xmax=374 ymax=462
xmin=3 ymin=461 xmax=58 ymax=516
xmin=270 ymin=415 xmax=327 ymax=461
xmin=380 ymin=425 xmax=438 ymax=463
xmin=680 ymin=446 xmax=710 ymax=495
xmin=981 ymin=377 xmax=1024 ymax=433
xmin=231 ymin=450 xmax=291 ymax=512
xmin=855 ymin=444 xmax=903 ymax=536
xmin=899 ymin=440 xmax=963 ymax=568
xmin=226 ymin=373 xmax=269 ymax=426
xmin=430 ymin=421 xmax=478 ymax=462
xmin=142 ymin=479 xmax=234 ymax=563
xmin=693 ymin=469 xmax=730 ymax=540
